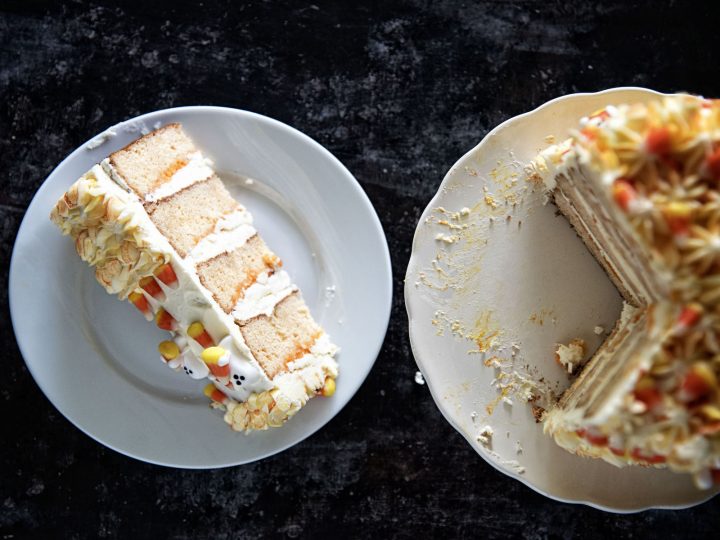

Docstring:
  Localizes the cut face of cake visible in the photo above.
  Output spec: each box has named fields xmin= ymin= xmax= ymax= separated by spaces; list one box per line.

xmin=530 ymin=95 xmax=720 ymax=488
xmin=50 ymin=124 xmax=338 ymax=432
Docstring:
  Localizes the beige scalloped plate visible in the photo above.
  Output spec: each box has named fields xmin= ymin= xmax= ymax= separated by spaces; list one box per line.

xmin=405 ymin=88 xmax=720 ymax=512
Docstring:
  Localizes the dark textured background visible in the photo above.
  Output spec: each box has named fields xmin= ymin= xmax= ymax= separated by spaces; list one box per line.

xmin=2 ymin=1 xmax=720 ymax=538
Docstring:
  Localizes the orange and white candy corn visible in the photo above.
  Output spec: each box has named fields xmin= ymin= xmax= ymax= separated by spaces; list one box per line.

xmin=155 ymin=308 xmax=176 ymax=331
xmin=139 ymin=275 xmax=165 ymax=301
xmin=662 ymin=201 xmax=693 ymax=236
xmin=203 ymin=383 xmax=227 ymax=404
xmin=188 ymin=321 xmax=214 ymax=348
xmin=128 ymin=291 xmax=152 ymax=320
xmin=612 ymin=179 xmax=637 ymax=212
xmin=154 ymin=263 xmax=178 ymax=288
xmin=158 ymin=340 xmax=180 ymax=362
xmin=201 ymin=346 xmax=230 ymax=378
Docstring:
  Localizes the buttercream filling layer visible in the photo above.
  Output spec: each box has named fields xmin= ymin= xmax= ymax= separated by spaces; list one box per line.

xmin=145 ymin=151 xmax=214 ymax=202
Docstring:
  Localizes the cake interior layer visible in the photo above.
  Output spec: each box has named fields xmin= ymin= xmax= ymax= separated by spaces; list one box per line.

xmin=108 ymin=123 xmax=196 ymax=198
xmin=197 ymin=235 xmax=277 ymax=313
xmin=239 ymin=293 xmax=321 ymax=380
xmin=146 ymin=175 xmax=239 ymax=257
xmin=108 ymin=123 xmax=328 ymax=385
xmin=547 ymin=159 xmax=673 ymax=428
xmin=551 ymin=305 xmax=655 ymax=427
xmin=553 ymin=165 xmax=665 ymax=307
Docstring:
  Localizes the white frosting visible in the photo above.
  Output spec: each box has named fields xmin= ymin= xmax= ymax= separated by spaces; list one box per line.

xmin=101 ymin=159 xmax=131 ymax=192
xmin=258 ymin=333 xmax=339 ymax=403
xmin=216 ymin=207 xmax=254 ymax=229
xmin=183 ymin=353 xmax=210 ymax=380
xmin=232 ymin=270 xmax=297 ymax=321
xmin=217 ymin=333 xmax=339 ymax=404
xmin=145 ymin=151 xmax=214 ymax=202
xmin=187 ymin=223 xmax=257 ymax=264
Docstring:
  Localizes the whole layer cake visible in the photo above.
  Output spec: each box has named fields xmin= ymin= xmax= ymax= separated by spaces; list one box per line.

xmin=50 ymin=124 xmax=338 ymax=432
xmin=530 ymin=95 xmax=720 ymax=488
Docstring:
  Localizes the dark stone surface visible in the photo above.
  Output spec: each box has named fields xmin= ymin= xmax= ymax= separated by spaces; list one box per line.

xmin=2 ymin=1 xmax=720 ymax=537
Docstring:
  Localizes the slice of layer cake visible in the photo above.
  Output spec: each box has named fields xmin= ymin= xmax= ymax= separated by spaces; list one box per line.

xmin=529 ymin=95 xmax=720 ymax=488
xmin=51 ymin=124 xmax=338 ymax=432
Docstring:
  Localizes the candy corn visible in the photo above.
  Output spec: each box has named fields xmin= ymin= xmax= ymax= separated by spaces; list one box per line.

xmin=677 ymin=303 xmax=703 ymax=330
xmin=128 ymin=291 xmax=151 ymax=318
xmin=645 ymin=126 xmax=672 ymax=156
xmin=154 ymin=263 xmax=178 ymax=288
xmin=203 ymin=383 xmax=227 ymax=403
xmin=139 ymin=276 xmax=165 ymax=300
xmin=201 ymin=346 xmax=230 ymax=377
xmin=678 ymin=363 xmax=717 ymax=403
xmin=158 ymin=340 xmax=180 ymax=361
xmin=662 ymin=201 xmax=693 ymax=236
xmin=155 ymin=308 xmax=176 ymax=331
xmin=612 ymin=179 xmax=636 ymax=212
xmin=321 ymin=377 xmax=336 ymax=397
xmin=188 ymin=322 xmax=214 ymax=348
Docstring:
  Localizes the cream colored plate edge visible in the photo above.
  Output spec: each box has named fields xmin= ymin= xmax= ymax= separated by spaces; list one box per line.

xmin=405 ymin=87 xmax=720 ymax=512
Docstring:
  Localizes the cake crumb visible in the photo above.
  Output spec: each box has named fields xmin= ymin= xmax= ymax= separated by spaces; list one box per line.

xmin=531 ymin=404 xmax=546 ymax=423
xmin=554 ymin=338 xmax=587 ymax=374
xmin=414 ymin=371 xmax=425 ymax=385
xmin=506 ymin=460 xmax=526 ymax=474
xmin=515 ymin=441 xmax=523 ymax=454
xmin=434 ymin=233 xmax=457 ymax=244
xmin=477 ymin=425 xmax=494 ymax=447
xmin=594 ymin=325 xmax=605 ymax=335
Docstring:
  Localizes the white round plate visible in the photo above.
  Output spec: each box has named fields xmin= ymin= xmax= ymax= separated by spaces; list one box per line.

xmin=10 ymin=107 xmax=392 ymax=468
xmin=405 ymin=87 xmax=720 ymax=512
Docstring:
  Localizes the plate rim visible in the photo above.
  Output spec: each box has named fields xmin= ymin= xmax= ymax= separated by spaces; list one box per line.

xmin=404 ymin=86 xmax=719 ymax=512
xmin=10 ymin=105 xmax=393 ymax=469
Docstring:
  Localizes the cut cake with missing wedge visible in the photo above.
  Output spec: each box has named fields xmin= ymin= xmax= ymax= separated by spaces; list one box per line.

xmin=50 ymin=123 xmax=338 ymax=432
xmin=528 ymin=95 xmax=720 ymax=488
